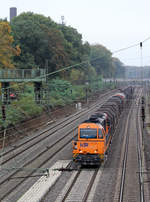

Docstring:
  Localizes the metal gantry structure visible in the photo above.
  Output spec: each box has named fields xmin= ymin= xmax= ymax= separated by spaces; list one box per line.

xmin=0 ymin=69 xmax=47 ymax=104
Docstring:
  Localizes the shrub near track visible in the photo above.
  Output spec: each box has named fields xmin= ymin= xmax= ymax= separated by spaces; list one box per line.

xmin=0 ymin=80 xmax=115 ymax=128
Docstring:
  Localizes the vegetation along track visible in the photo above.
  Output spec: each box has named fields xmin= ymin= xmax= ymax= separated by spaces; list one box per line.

xmin=114 ymin=88 xmax=144 ymax=202
xmin=0 ymin=89 xmax=117 ymax=201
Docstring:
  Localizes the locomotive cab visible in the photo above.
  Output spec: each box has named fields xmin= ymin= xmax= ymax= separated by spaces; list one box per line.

xmin=73 ymin=113 xmax=111 ymax=165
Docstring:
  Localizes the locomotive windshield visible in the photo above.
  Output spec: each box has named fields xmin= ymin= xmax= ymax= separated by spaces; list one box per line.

xmin=80 ymin=128 xmax=97 ymax=138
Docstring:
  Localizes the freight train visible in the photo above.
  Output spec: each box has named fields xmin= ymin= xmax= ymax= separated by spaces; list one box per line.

xmin=72 ymin=87 xmax=133 ymax=165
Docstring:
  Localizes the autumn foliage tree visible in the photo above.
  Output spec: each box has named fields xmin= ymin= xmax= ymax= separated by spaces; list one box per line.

xmin=0 ymin=21 xmax=20 ymax=69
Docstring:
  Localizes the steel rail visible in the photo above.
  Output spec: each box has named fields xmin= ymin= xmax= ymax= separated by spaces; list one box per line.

xmin=136 ymin=91 xmax=144 ymax=202
xmin=0 ymin=89 xmax=116 ymax=161
xmin=0 ymin=88 xmax=129 ymax=201
xmin=0 ymin=90 xmax=118 ymax=200
xmin=0 ymin=134 xmax=75 ymax=200
xmin=61 ymin=170 xmax=81 ymax=202
xmin=118 ymin=94 xmax=136 ymax=202
xmin=82 ymin=168 xmax=99 ymax=202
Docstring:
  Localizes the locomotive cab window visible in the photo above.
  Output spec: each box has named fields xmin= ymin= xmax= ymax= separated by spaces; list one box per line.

xmin=107 ymin=119 xmax=110 ymax=127
xmin=103 ymin=120 xmax=106 ymax=131
xmin=98 ymin=129 xmax=103 ymax=138
xmin=80 ymin=128 xmax=97 ymax=139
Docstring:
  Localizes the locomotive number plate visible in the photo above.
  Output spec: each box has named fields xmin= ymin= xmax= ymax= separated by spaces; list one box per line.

xmin=80 ymin=143 xmax=88 ymax=147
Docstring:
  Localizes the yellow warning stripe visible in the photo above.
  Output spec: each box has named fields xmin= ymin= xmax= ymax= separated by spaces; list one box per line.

xmin=73 ymin=153 xmax=79 ymax=159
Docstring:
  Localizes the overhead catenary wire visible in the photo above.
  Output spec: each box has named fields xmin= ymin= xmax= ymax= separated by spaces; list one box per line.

xmin=142 ymin=36 xmax=150 ymax=43
xmin=1 ymin=36 xmax=150 ymax=92
xmin=113 ymin=36 xmax=150 ymax=54
xmin=39 ymin=36 xmax=150 ymax=78
xmin=112 ymin=42 xmax=140 ymax=54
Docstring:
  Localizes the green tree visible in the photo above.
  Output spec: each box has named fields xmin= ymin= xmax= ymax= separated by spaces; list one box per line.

xmin=112 ymin=57 xmax=125 ymax=78
xmin=90 ymin=44 xmax=112 ymax=78
xmin=11 ymin=12 xmax=66 ymax=70
xmin=59 ymin=25 xmax=90 ymax=63
xmin=11 ymin=12 xmax=92 ymax=82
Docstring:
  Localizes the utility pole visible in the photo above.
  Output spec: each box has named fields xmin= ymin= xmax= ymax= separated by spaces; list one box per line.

xmin=61 ymin=16 xmax=65 ymax=25
xmin=45 ymin=59 xmax=49 ymax=105
xmin=1 ymin=105 xmax=6 ymax=121
xmin=140 ymin=42 xmax=143 ymax=85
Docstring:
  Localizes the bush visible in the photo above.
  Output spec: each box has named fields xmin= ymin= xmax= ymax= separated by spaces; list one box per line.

xmin=0 ymin=77 xmax=113 ymax=128
xmin=0 ymin=93 xmax=43 ymax=127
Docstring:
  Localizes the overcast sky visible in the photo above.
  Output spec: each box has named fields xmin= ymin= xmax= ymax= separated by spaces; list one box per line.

xmin=1 ymin=0 xmax=150 ymax=66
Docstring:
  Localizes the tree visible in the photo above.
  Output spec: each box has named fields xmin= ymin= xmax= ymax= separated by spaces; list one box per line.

xmin=0 ymin=21 xmax=20 ymax=69
xmin=90 ymin=44 xmax=112 ymax=78
xmin=112 ymin=57 xmax=125 ymax=78
xmin=11 ymin=12 xmax=92 ymax=82
xmin=11 ymin=12 xmax=70 ymax=71
xmin=59 ymin=25 xmax=90 ymax=63
xmin=42 ymin=25 xmax=70 ymax=72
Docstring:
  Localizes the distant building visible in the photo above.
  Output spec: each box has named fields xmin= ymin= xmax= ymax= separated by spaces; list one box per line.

xmin=10 ymin=7 xmax=17 ymax=22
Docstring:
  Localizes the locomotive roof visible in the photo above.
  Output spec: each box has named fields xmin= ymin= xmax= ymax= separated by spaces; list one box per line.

xmin=113 ymin=92 xmax=126 ymax=99
xmin=84 ymin=112 xmax=107 ymax=124
xmin=84 ymin=118 xmax=103 ymax=124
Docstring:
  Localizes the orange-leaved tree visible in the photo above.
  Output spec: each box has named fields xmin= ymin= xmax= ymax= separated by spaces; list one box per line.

xmin=0 ymin=21 xmax=21 ymax=69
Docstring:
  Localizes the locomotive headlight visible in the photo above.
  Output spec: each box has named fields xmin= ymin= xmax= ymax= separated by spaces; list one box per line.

xmin=94 ymin=150 xmax=98 ymax=153
xmin=79 ymin=150 xmax=83 ymax=153
xmin=73 ymin=142 xmax=77 ymax=149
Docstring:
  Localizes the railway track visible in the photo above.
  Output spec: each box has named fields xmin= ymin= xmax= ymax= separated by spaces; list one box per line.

xmin=0 ymin=89 xmax=117 ymax=167
xmin=0 ymin=89 xmax=117 ymax=201
xmin=0 ymin=89 xmax=117 ymax=164
xmin=0 ymin=89 xmax=111 ymax=143
xmin=55 ymin=168 xmax=99 ymax=202
xmin=114 ymin=89 xmax=145 ymax=202
xmin=136 ymin=92 xmax=145 ymax=202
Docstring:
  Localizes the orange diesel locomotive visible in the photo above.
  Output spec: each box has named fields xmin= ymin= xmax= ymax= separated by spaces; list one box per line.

xmin=72 ymin=90 xmax=130 ymax=165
